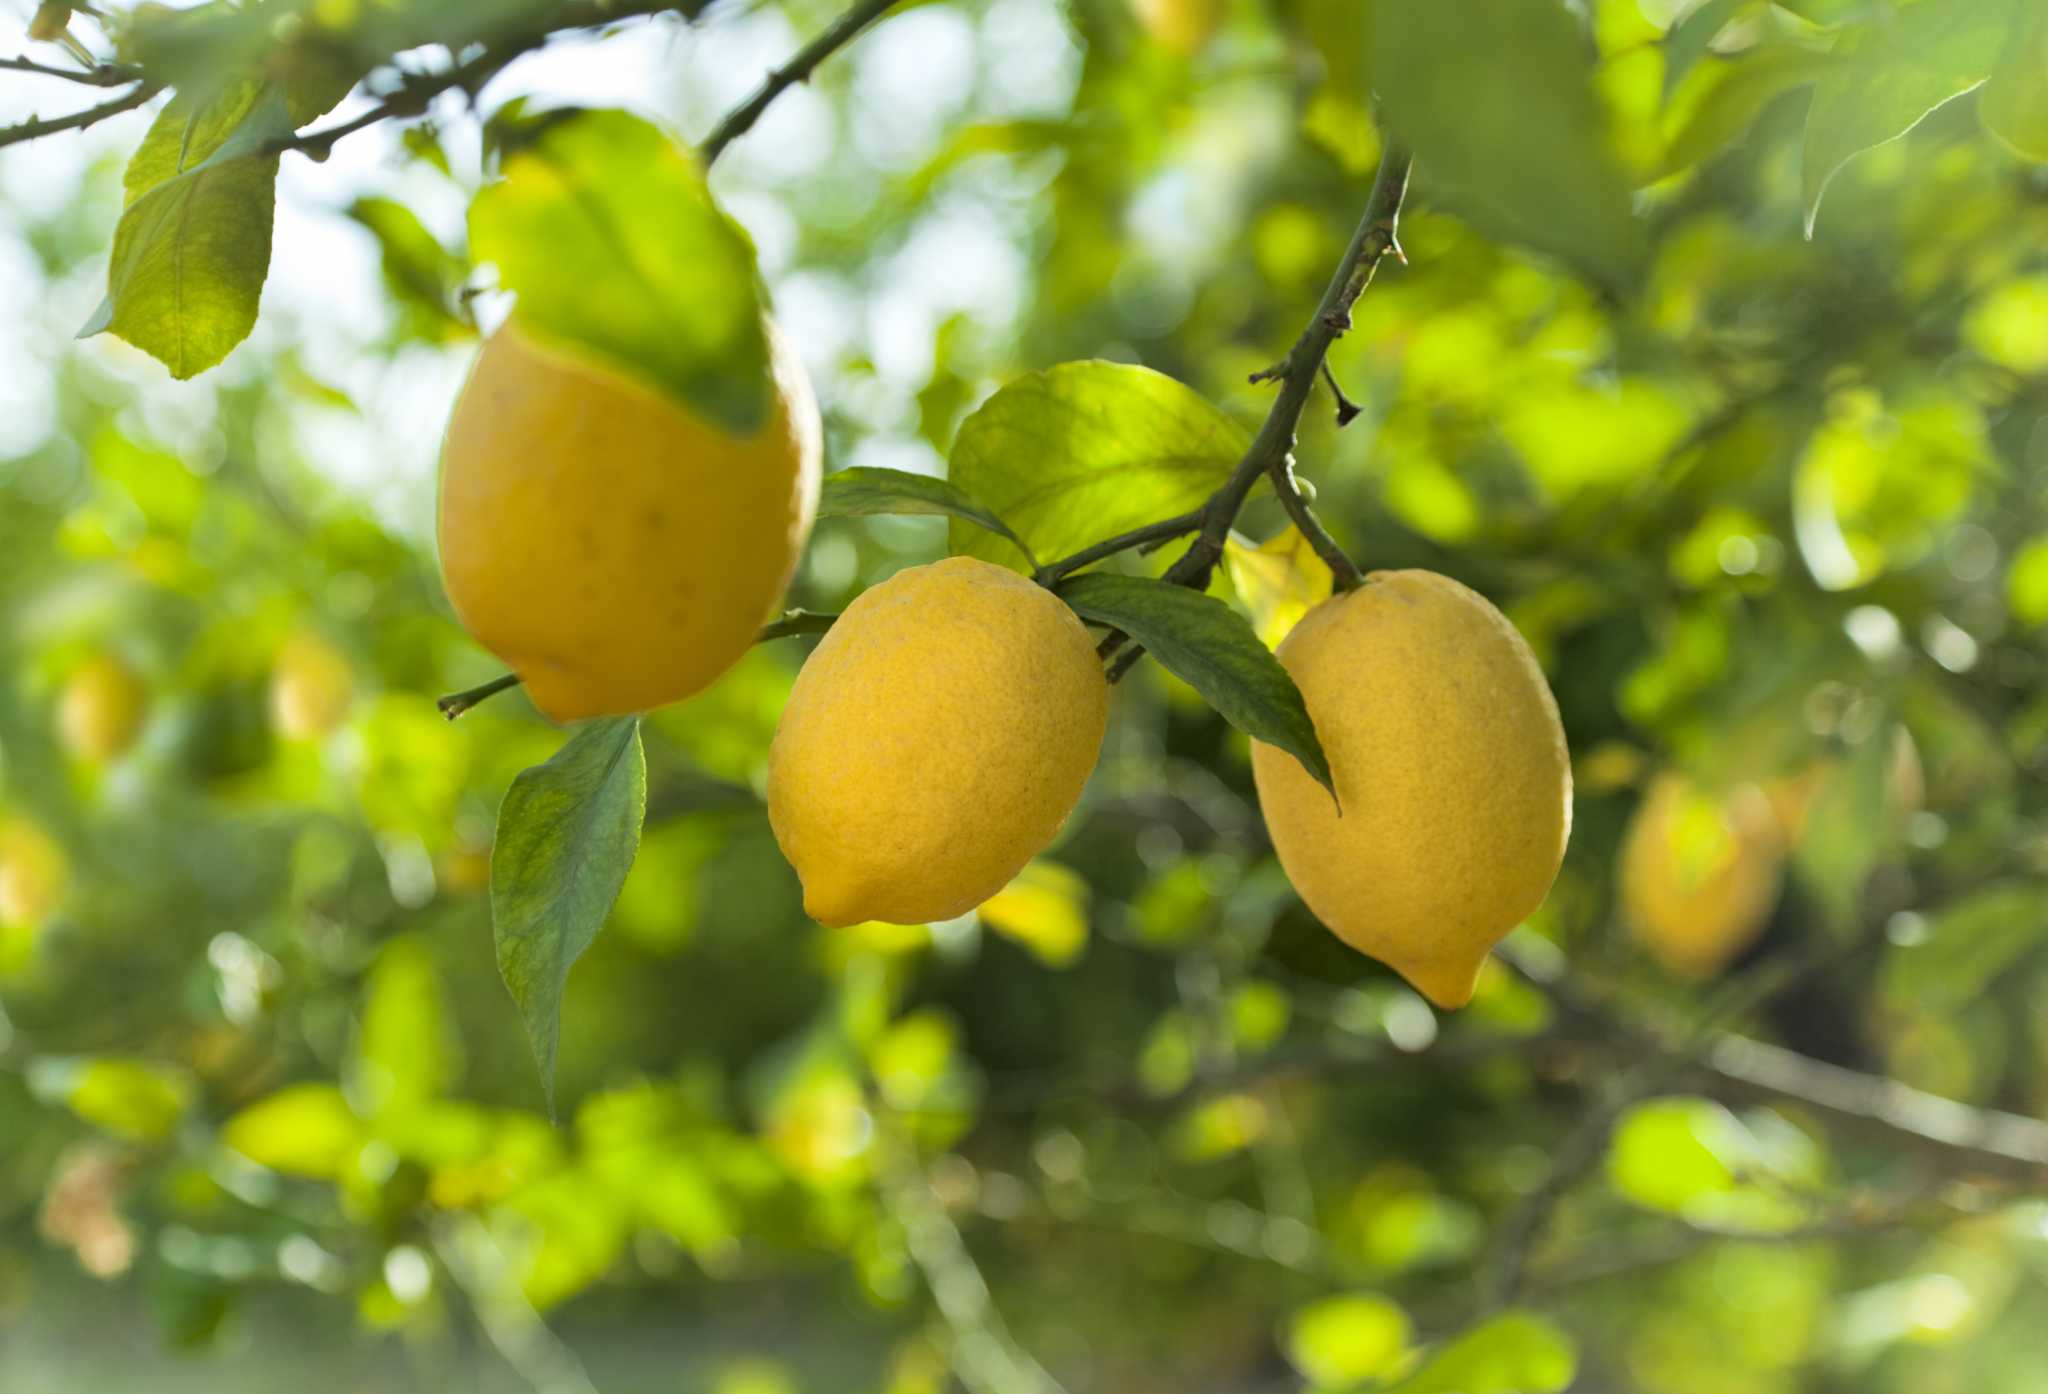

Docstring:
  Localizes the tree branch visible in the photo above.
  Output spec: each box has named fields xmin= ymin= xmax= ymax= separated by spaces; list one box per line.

xmin=1032 ymin=509 xmax=1203 ymax=585
xmin=1105 ymin=140 xmax=1412 ymax=682
xmin=0 ymin=78 xmax=158 ymax=150
xmin=700 ymin=0 xmax=904 ymax=165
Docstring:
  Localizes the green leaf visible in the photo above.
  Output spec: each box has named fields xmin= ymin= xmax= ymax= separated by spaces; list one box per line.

xmin=469 ymin=109 xmax=768 ymax=435
xmin=1790 ymin=726 xmax=1899 ymax=926
xmin=1371 ymin=0 xmax=1644 ymax=293
xmin=1385 ymin=1312 xmax=1577 ymax=1394
xmin=1981 ymin=1 xmax=2048 ymax=159
xmin=1656 ymin=48 xmax=1839 ymax=181
xmin=353 ymin=935 xmax=458 ymax=1116
xmin=493 ymin=716 xmax=647 ymax=1110
xmin=1663 ymin=0 xmax=1757 ymax=100
xmin=1801 ymin=0 xmax=2011 ymax=235
xmin=1056 ymin=573 xmax=1334 ymax=797
xmin=222 ymin=1083 xmax=365 ymax=1179
xmin=819 ymin=467 xmax=1034 ymax=564
xmin=2008 ymin=534 xmax=2048 ymax=624
xmin=946 ymin=361 xmax=1248 ymax=571
xmin=1284 ymin=1293 xmax=1414 ymax=1387
xmin=28 ymin=1056 xmax=194 ymax=1143
xmin=1881 ymin=881 xmax=2048 ymax=1018
xmin=1608 ymin=1096 xmax=1818 ymax=1231
xmin=348 ymin=195 xmax=470 ymax=338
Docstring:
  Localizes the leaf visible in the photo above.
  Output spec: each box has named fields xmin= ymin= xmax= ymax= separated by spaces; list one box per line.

xmin=947 ymin=361 xmax=1248 ymax=571
xmin=1057 ymin=573 xmax=1334 ymax=797
xmin=819 ymin=467 xmax=1034 ymax=563
xmin=28 ymin=1056 xmax=194 ymax=1143
xmin=492 ymin=716 xmax=647 ymax=1110
xmin=1285 ymin=1293 xmax=1414 ymax=1387
xmin=84 ymin=70 xmax=357 ymax=376
xmin=1384 ymin=1312 xmax=1577 ymax=1394
xmin=1981 ymin=1 xmax=2048 ymax=159
xmin=1656 ymin=48 xmax=1839 ymax=180
xmin=348 ymin=196 xmax=470 ymax=338
xmin=1880 ymin=881 xmax=2048 ymax=1018
xmin=1607 ymin=1096 xmax=1814 ymax=1231
xmin=469 ymin=109 xmax=769 ymax=435
xmin=222 ymin=1083 xmax=365 ymax=1179
xmin=1801 ymin=0 xmax=2011 ymax=234
xmin=1223 ymin=524 xmax=1334 ymax=648
xmin=1663 ymin=0 xmax=1757 ymax=100
xmin=978 ymin=861 xmax=1090 ymax=967
xmin=1790 ymin=724 xmax=1899 ymax=926
xmin=1371 ymin=0 xmax=1644 ymax=294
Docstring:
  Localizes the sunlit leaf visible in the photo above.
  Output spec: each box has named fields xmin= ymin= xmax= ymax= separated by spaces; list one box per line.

xmin=1057 ymin=573 xmax=1334 ymax=796
xmin=1662 ymin=0 xmax=1758 ymax=100
xmin=1981 ymin=2 xmax=2048 ymax=159
xmin=947 ymin=361 xmax=1247 ymax=571
xmin=222 ymin=1083 xmax=365 ymax=1178
xmin=1224 ymin=524 xmax=1334 ymax=648
xmin=819 ymin=467 xmax=1034 ymax=563
xmin=348 ymin=195 xmax=471 ymax=338
xmin=469 ymin=109 xmax=768 ymax=433
xmin=1285 ymin=1292 xmax=1413 ymax=1387
xmin=354 ymin=935 xmax=458 ymax=1116
xmin=29 ymin=1057 xmax=194 ymax=1143
xmin=1373 ymin=0 xmax=1644 ymax=292
xmin=1385 ymin=1311 xmax=1577 ymax=1394
xmin=2008 ymin=535 xmax=2048 ymax=625
xmin=1800 ymin=0 xmax=2009 ymax=234
xmin=492 ymin=716 xmax=647 ymax=1109
xmin=977 ymin=860 xmax=1090 ymax=967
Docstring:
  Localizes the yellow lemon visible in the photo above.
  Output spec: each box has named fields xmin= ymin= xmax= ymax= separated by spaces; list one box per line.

xmin=57 ymin=651 xmax=148 ymax=762
xmin=1621 ymin=773 xmax=1784 ymax=980
xmin=0 ymin=815 xmax=68 ymax=927
xmin=1251 ymin=571 xmax=1571 ymax=1008
xmin=767 ymin=557 xmax=1108 ymax=927
xmin=270 ymin=629 xmax=355 ymax=741
xmin=438 ymin=319 xmax=822 ymax=723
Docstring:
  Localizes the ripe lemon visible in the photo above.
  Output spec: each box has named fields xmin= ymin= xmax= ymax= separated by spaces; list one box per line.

xmin=0 ymin=815 xmax=68 ymax=928
xmin=1251 ymin=571 xmax=1571 ymax=1008
xmin=270 ymin=629 xmax=354 ymax=741
xmin=57 ymin=651 xmax=148 ymax=762
xmin=438 ymin=319 xmax=822 ymax=723
xmin=1621 ymin=773 xmax=1783 ymax=979
xmin=767 ymin=557 xmax=1108 ymax=927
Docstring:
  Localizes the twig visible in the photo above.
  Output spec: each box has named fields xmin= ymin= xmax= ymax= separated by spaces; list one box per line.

xmin=0 ymin=78 xmax=157 ymax=150
xmin=1268 ymin=457 xmax=1365 ymax=590
xmin=877 ymin=1128 xmax=1068 ymax=1394
xmin=437 ymin=610 xmax=837 ymax=720
xmin=700 ymin=0 xmax=904 ymax=164
xmin=1700 ymin=1035 xmax=2048 ymax=1183
xmin=1105 ymin=141 xmax=1412 ymax=682
xmin=1032 ymin=509 xmax=1203 ymax=585
xmin=0 ymin=54 xmax=146 ymax=86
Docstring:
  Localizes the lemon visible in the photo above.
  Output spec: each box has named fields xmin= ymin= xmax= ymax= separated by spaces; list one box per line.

xmin=0 ymin=815 xmax=68 ymax=928
xmin=270 ymin=628 xmax=355 ymax=741
xmin=57 ymin=651 xmax=148 ymax=762
xmin=767 ymin=557 xmax=1108 ymax=927
xmin=1129 ymin=0 xmax=1225 ymax=55
xmin=1251 ymin=571 xmax=1571 ymax=1008
xmin=1621 ymin=773 xmax=1784 ymax=980
xmin=438 ymin=319 xmax=822 ymax=723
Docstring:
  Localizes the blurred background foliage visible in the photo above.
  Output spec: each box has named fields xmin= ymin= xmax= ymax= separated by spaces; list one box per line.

xmin=5 ymin=0 xmax=2048 ymax=1391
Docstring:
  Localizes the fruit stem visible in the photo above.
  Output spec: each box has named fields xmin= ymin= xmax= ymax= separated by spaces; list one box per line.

xmin=437 ymin=672 xmax=522 ymax=721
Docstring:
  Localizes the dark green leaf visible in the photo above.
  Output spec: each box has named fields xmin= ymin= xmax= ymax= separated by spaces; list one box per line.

xmin=1981 ymin=1 xmax=2048 ymax=160
xmin=819 ymin=467 xmax=1033 ymax=563
xmin=1385 ymin=1312 xmax=1577 ymax=1394
xmin=492 ymin=716 xmax=647 ymax=1110
xmin=1881 ymin=881 xmax=2048 ymax=1018
xmin=947 ymin=360 xmax=1247 ymax=571
xmin=469 ymin=108 xmax=769 ymax=435
xmin=1057 ymin=573 xmax=1333 ymax=796
xmin=1801 ymin=0 xmax=2011 ymax=234
xmin=1371 ymin=0 xmax=1644 ymax=294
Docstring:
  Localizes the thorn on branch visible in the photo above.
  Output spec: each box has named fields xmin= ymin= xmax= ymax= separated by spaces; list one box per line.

xmin=1321 ymin=362 xmax=1362 ymax=427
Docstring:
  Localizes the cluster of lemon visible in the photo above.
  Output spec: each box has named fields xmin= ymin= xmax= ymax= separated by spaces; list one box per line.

xmin=438 ymin=321 xmax=1573 ymax=1009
